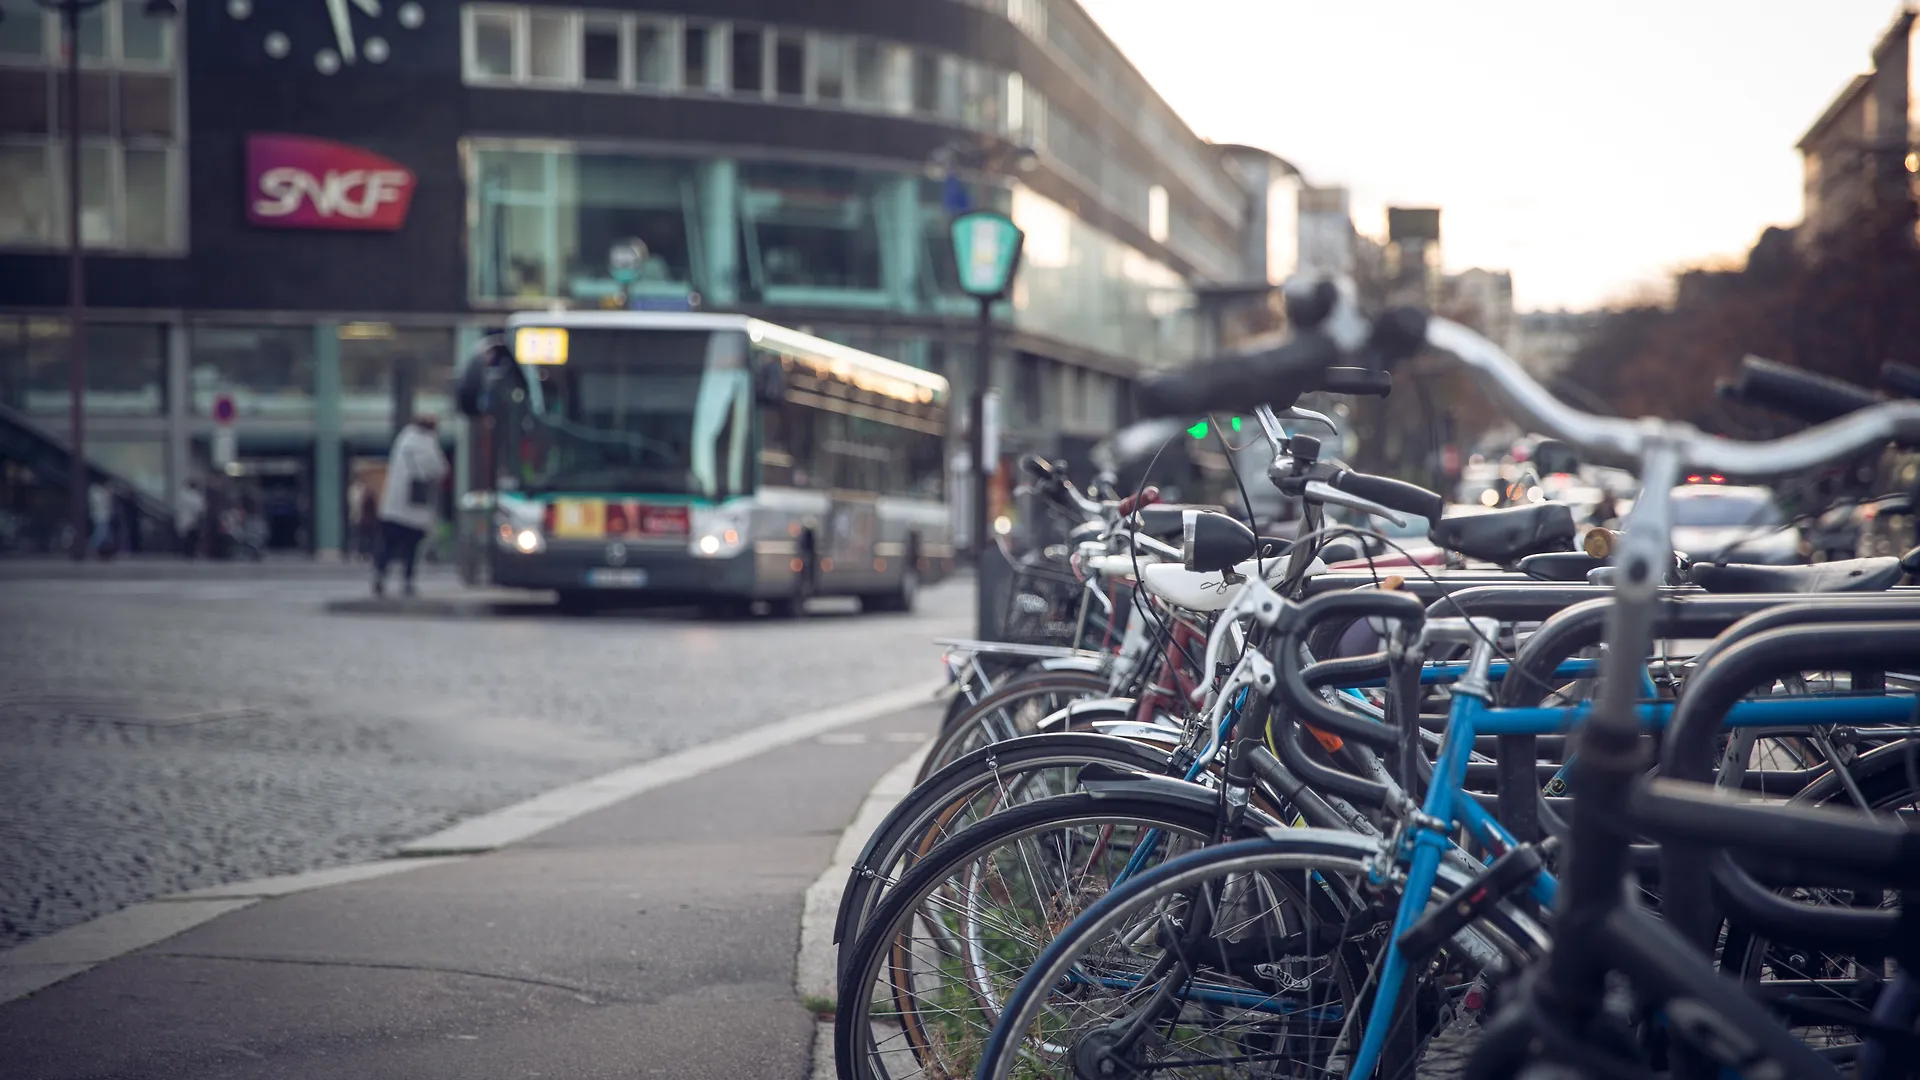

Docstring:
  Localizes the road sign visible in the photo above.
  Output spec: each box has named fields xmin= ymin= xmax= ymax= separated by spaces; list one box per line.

xmin=212 ymin=427 xmax=237 ymax=469
xmin=213 ymin=394 xmax=236 ymax=425
xmin=609 ymin=238 xmax=648 ymax=285
xmin=982 ymin=390 xmax=1001 ymax=476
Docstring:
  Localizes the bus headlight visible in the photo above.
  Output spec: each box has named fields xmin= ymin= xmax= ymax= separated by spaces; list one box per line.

xmin=691 ymin=506 xmax=749 ymax=558
xmin=495 ymin=515 xmax=545 ymax=554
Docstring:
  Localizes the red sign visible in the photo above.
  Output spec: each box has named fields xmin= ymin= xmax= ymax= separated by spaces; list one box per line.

xmin=212 ymin=394 xmax=235 ymax=424
xmin=245 ymin=134 xmax=416 ymax=231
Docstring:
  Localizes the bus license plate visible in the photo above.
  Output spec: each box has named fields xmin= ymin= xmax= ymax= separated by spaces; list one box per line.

xmin=586 ymin=568 xmax=648 ymax=588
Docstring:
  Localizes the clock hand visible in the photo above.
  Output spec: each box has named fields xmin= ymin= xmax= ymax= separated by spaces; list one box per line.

xmin=351 ymin=0 xmax=382 ymax=15
xmin=326 ymin=0 xmax=356 ymax=63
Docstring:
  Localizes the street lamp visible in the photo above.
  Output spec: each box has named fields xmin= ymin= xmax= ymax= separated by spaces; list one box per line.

xmin=1 ymin=0 xmax=178 ymax=557
xmin=950 ymin=210 xmax=1025 ymax=638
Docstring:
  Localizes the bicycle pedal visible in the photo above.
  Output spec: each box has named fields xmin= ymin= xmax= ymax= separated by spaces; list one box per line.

xmin=1396 ymin=842 xmax=1548 ymax=961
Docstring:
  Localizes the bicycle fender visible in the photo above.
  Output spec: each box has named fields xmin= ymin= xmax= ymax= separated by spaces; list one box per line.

xmin=1076 ymin=764 xmax=1219 ymax=814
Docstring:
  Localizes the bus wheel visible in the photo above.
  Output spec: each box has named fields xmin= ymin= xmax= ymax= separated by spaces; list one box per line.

xmin=864 ymin=562 xmax=918 ymax=614
xmin=772 ymin=552 xmax=816 ymax=618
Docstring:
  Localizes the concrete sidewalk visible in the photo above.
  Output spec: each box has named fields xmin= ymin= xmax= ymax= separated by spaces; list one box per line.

xmin=0 ymin=704 xmax=940 ymax=1080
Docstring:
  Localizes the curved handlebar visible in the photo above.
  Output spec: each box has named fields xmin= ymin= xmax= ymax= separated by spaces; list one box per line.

xmin=1717 ymin=355 xmax=1879 ymax=427
xmin=1326 ymin=469 xmax=1445 ymax=525
xmin=1270 ymin=590 xmax=1426 ymax=751
xmin=1421 ymin=317 xmax=1920 ymax=478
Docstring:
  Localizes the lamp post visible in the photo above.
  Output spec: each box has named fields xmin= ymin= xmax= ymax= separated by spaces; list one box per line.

xmin=949 ymin=210 xmax=1024 ymax=638
xmin=12 ymin=0 xmax=177 ymax=557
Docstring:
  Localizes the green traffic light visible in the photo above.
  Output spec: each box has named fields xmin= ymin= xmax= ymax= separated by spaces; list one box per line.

xmin=1188 ymin=420 xmax=1208 ymax=439
xmin=1230 ymin=416 xmax=1242 ymax=432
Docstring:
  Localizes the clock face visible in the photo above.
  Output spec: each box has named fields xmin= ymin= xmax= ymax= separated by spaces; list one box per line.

xmin=226 ymin=0 xmax=426 ymax=75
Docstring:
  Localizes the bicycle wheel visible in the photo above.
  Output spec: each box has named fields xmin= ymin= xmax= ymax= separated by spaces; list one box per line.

xmin=973 ymin=830 xmax=1547 ymax=1080
xmin=833 ymin=732 xmax=1175 ymax=981
xmin=834 ymin=789 xmax=1266 ymax=1080
xmin=1721 ymin=739 xmax=1920 ymax=1054
xmin=916 ymin=670 xmax=1114 ymax=781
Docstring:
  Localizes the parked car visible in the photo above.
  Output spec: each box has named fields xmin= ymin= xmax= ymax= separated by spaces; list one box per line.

xmin=1666 ymin=484 xmax=1801 ymax=564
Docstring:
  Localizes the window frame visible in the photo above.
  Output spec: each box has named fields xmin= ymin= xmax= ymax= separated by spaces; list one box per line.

xmin=523 ymin=8 xmax=581 ymax=86
xmin=462 ymin=4 xmax=522 ymax=85
xmin=579 ymin=11 xmax=628 ymax=88
xmin=681 ymin=19 xmax=726 ymax=94
xmin=629 ymin=15 xmax=681 ymax=91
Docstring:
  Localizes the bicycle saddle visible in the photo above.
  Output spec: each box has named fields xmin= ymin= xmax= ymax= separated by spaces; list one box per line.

xmin=1429 ymin=503 xmax=1577 ymax=566
xmin=1687 ymin=556 xmax=1903 ymax=594
xmin=1516 ymin=551 xmax=1605 ymax=582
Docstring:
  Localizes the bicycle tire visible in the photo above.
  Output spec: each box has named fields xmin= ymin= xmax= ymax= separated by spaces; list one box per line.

xmin=833 ymin=789 xmax=1268 ymax=1080
xmin=831 ymin=732 xmax=1174 ymax=980
xmin=915 ymin=669 xmax=1113 ymax=782
xmin=972 ymin=829 xmax=1547 ymax=1080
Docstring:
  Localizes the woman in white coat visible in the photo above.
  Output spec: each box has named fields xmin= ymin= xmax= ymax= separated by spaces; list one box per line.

xmin=374 ymin=414 xmax=450 ymax=597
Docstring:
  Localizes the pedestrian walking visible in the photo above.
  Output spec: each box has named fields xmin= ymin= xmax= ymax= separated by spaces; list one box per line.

xmin=374 ymin=414 xmax=449 ymax=597
xmin=352 ymin=476 xmax=381 ymax=561
xmin=176 ymin=480 xmax=205 ymax=558
xmin=87 ymin=480 xmax=114 ymax=559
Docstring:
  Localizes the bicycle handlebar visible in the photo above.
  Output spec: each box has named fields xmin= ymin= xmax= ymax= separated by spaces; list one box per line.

xmin=1325 ymin=469 xmax=1445 ymax=525
xmin=1421 ymin=316 xmax=1920 ymax=479
xmin=1716 ymin=355 xmax=1880 ymax=427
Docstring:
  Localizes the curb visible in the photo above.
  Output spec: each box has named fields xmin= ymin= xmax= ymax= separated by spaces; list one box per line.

xmin=797 ymin=742 xmax=931 ymax=1080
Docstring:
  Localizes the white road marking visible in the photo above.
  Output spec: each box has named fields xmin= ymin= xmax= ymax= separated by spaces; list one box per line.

xmin=397 ymin=680 xmax=944 ymax=856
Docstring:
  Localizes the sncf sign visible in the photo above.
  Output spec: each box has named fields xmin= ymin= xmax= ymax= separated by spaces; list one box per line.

xmin=246 ymin=134 xmax=416 ymax=231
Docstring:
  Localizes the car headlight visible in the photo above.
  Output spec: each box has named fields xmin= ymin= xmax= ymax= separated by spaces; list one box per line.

xmin=690 ymin=505 xmax=749 ymax=558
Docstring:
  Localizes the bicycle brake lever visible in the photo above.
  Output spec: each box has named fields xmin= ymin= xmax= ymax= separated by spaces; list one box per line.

xmin=1302 ymin=480 xmax=1408 ymax=528
xmin=1282 ymin=405 xmax=1339 ymax=432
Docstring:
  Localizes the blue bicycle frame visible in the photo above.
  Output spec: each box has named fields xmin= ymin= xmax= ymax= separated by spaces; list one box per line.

xmin=1344 ymin=678 xmax=1915 ymax=1078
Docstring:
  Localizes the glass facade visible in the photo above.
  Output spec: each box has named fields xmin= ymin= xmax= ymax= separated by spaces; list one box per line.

xmin=0 ymin=0 xmax=183 ymax=252
xmin=466 ymin=142 xmax=1199 ymax=368
xmin=0 ymin=316 xmax=167 ymax=415
xmin=189 ymin=326 xmax=317 ymax=418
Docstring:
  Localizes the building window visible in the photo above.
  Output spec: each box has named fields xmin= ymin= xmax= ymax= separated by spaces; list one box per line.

xmin=912 ymin=50 xmax=940 ymax=115
xmin=189 ymin=326 xmax=317 ymax=418
xmin=581 ymin=15 xmax=623 ymax=85
xmin=0 ymin=144 xmax=55 ymax=245
xmin=773 ymin=32 xmax=805 ymax=98
xmin=0 ymin=5 xmax=182 ymax=255
xmin=1147 ymin=185 xmax=1169 ymax=242
xmin=468 ymin=144 xmax=703 ymax=305
xmin=730 ymin=26 xmax=764 ymax=95
xmin=526 ymin=10 xmax=575 ymax=83
xmin=812 ymin=34 xmax=847 ymax=102
xmin=0 ymin=317 xmax=166 ymax=417
xmin=683 ymin=22 xmax=720 ymax=92
xmin=936 ymin=55 xmax=962 ymax=121
xmin=465 ymin=6 xmax=516 ymax=81
xmin=849 ymin=38 xmax=889 ymax=109
xmin=737 ymin=161 xmax=885 ymax=298
xmin=0 ymin=9 xmax=46 ymax=61
xmin=633 ymin=18 xmax=675 ymax=88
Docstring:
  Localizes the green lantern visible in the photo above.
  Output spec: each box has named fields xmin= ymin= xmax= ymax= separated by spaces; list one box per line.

xmin=950 ymin=211 xmax=1025 ymax=300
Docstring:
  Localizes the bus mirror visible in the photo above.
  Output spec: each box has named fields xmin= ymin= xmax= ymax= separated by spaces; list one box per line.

xmin=754 ymin=360 xmax=788 ymax=406
xmin=454 ymin=356 xmax=489 ymax=418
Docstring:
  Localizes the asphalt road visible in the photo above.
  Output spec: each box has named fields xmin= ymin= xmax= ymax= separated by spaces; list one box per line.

xmin=0 ymin=567 xmax=968 ymax=948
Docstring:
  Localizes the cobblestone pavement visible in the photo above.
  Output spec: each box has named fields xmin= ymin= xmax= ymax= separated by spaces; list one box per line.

xmin=0 ymin=570 xmax=969 ymax=947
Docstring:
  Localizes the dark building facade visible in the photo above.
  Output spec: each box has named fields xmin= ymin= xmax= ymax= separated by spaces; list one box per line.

xmin=0 ymin=0 xmax=1268 ymax=555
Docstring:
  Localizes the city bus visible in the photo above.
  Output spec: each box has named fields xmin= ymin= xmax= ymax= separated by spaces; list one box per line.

xmin=456 ymin=312 xmax=955 ymax=615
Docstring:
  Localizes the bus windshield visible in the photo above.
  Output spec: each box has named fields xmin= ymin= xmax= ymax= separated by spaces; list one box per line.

xmin=513 ymin=328 xmax=752 ymax=501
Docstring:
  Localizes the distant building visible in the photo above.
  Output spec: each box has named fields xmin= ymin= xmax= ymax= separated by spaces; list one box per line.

xmin=1513 ymin=310 xmax=1603 ymax=380
xmin=1797 ymin=6 xmax=1917 ymax=248
xmin=1384 ymin=207 xmax=1443 ymax=305
xmin=1440 ymin=268 xmax=1517 ymax=357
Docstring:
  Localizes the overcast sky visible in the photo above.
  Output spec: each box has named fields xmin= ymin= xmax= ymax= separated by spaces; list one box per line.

xmin=1081 ymin=0 xmax=1906 ymax=310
